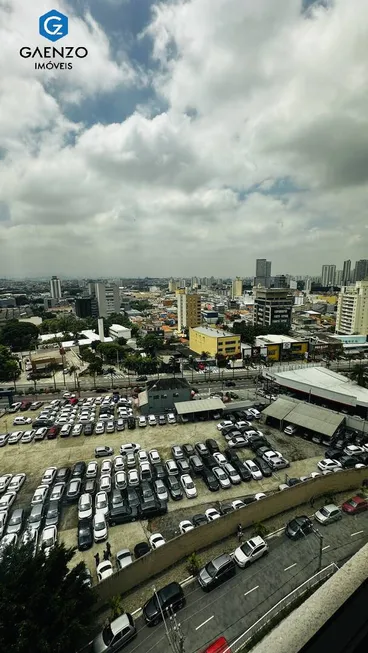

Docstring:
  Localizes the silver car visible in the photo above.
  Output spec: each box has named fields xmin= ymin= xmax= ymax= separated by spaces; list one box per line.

xmin=154 ymin=479 xmax=168 ymax=502
xmin=6 ymin=508 xmax=24 ymax=535
xmin=314 ymin=504 xmax=342 ymax=525
xmin=92 ymin=613 xmax=136 ymax=653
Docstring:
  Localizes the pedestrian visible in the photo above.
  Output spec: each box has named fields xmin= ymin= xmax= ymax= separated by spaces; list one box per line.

xmin=237 ymin=523 xmax=243 ymax=542
xmin=94 ymin=552 xmax=100 ymax=567
xmin=103 ymin=549 xmax=109 ymax=561
xmin=106 ymin=541 xmax=112 ymax=558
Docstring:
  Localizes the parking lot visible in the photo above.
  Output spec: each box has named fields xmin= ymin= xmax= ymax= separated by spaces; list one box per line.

xmin=0 ymin=396 xmax=329 ymax=582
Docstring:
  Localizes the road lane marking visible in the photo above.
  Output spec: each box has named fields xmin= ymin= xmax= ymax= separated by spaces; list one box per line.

xmin=284 ymin=563 xmax=297 ymax=571
xmin=196 ymin=615 xmax=214 ymax=631
xmin=351 ymin=530 xmax=364 ymax=537
xmin=322 ymin=545 xmax=330 ymax=551
xmin=244 ymin=585 xmax=259 ymax=596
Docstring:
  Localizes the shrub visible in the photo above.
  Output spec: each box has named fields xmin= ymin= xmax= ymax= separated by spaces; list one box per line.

xmin=109 ymin=595 xmax=125 ymax=620
xmin=186 ymin=553 xmax=201 ymax=576
xmin=252 ymin=522 xmax=269 ymax=538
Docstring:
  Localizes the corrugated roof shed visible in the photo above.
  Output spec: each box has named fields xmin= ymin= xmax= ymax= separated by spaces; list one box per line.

xmin=175 ymin=398 xmax=225 ymax=415
xmin=262 ymin=397 xmax=344 ymax=437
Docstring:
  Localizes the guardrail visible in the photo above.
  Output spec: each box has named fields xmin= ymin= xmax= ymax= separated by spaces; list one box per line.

xmin=231 ymin=563 xmax=338 ymax=653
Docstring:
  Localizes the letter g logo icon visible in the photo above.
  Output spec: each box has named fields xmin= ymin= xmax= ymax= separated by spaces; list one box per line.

xmin=39 ymin=10 xmax=68 ymax=42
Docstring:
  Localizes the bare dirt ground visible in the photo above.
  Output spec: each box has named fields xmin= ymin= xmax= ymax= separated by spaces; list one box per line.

xmin=0 ymin=411 xmax=327 ymax=583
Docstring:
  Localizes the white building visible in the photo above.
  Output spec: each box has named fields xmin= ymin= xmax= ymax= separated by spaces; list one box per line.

xmin=177 ymin=292 xmax=201 ymax=331
xmin=335 ymin=281 xmax=368 ymax=336
xmin=95 ymin=283 xmax=121 ymax=318
xmin=109 ymin=324 xmax=132 ymax=341
xmin=321 ymin=265 xmax=336 ymax=287
xmin=50 ymin=276 xmax=62 ymax=299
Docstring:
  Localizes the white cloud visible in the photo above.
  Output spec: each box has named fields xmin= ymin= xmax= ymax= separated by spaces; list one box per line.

xmin=1 ymin=0 xmax=368 ymax=277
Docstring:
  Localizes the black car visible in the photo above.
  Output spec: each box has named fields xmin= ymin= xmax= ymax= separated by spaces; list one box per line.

xmin=177 ymin=458 xmax=191 ymax=474
xmin=339 ymin=455 xmax=359 ymax=469
xmin=182 ymin=443 xmax=195 ymax=458
xmin=220 ymin=503 xmax=234 ymax=515
xmin=158 ymin=415 xmax=166 ymax=426
xmin=166 ymin=475 xmax=183 ymax=500
xmin=44 ymin=501 xmax=60 ymax=527
xmin=192 ymin=513 xmax=209 ymax=527
xmin=141 ymin=481 xmax=154 ymax=501
xmin=126 ymin=487 xmax=141 ymax=510
xmin=134 ymin=541 xmax=150 ymax=559
xmin=224 ymin=448 xmax=240 ymax=464
xmin=249 ymin=439 xmax=271 ymax=454
xmin=287 ymin=477 xmax=302 ymax=487
xmin=253 ymin=456 xmax=273 ymax=477
xmin=203 ymin=454 xmax=218 ymax=469
xmin=110 ymin=488 xmax=124 ymax=508
xmin=189 ymin=455 xmax=204 ymax=475
xmin=153 ymin=463 xmax=167 ymax=480
xmin=32 ymin=419 xmax=53 ymax=429
xmin=83 ymin=478 xmax=97 ymax=495
xmin=285 ymin=516 xmax=313 ymax=540
xmin=55 ymin=467 xmax=71 ymax=483
xmin=233 ymin=460 xmax=252 ymax=482
xmin=222 ymin=425 xmax=237 ymax=438
xmin=78 ymin=520 xmax=93 ymax=551
xmin=84 ymin=422 xmax=94 ymax=436
xmin=224 ymin=381 xmax=236 ymax=387
xmin=71 ymin=462 xmax=86 ymax=478
xmin=127 ymin=417 xmax=136 ymax=430
xmin=140 ymin=498 xmax=167 ymax=519
xmin=195 ymin=442 xmax=209 ymax=458
xmin=201 ymin=467 xmax=220 ymax=492
xmin=143 ymin=582 xmax=185 ymax=626
xmin=205 ymin=438 xmax=220 ymax=454
xmin=65 ymin=478 xmax=82 ymax=503
xmin=109 ymin=504 xmax=138 ymax=526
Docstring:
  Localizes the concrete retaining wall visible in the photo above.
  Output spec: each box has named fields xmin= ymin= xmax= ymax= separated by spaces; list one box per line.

xmin=95 ymin=468 xmax=368 ymax=606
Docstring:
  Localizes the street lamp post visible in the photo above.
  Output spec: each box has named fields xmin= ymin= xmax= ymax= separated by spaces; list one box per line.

xmin=312 ymin=527 xmax=324 ymax=571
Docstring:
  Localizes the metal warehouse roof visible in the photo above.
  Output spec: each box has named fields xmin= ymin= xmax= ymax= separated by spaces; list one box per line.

xmin=175 ymin=398 xmax=225 ymax=415
xmin=262 ymin=397 xmax=344 ymax=436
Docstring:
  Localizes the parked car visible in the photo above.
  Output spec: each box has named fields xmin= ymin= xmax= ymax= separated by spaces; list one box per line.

xmin=78 ymin=493 xmax=93 ymax=521
xmin=234 ymin=536 xmax=268 ymax=568
xmin=143 ymin=582 xmax=185 ymax=626
xmin=314 ymin=504 xmax=342 ymax=525
xmin=201 ymin=467 xmax=220 ymax=492
xmin=166 ymin=476 xmax=183 ymax=500
xmin=243 ymin=460 xmax=262 ymax=481
xmin=116 ymin=548 xmax=133 ymax=570
xmin=96 ymin=560 xmax=113 ymax=582
xmin=40 ymin=525 xmax=57 ymax=557
xmin=192 ymin=513 xmax=209 ymax=527
xmin=253 ymin=456 xmax=273 ymax=478
xmin=180 ymin=474 xmax=197 ymax=498
xmin=148 ymin=449 xmax=161 ymax=464
xmin=6 ymin=508 xmax=24 ymax=535
xmin=166 ymin=459 xmax=178 ymax=476
xmin=213 ymin=466 xmax=231 ymax=489
xmin=222 ymin=462 xmax=241 ymax=484
xmin=93 ymin=512 xmax=108 ymax=543
xmin=44 ymin=501 xmax=60 ymax=527
xmin=120 ymin=442 xmax=141 ymax=455
xmin=198 ymin=553 xmax=236 ymax=591
xmin=285 ymin=516 xmax=313 ymax=540
xmin=172 ymin=445 xmax=184 ymax=460
xmin=8 ymin=473 xmax=26 ymax=493
xmin=205 ymin=438 xmax=220 ymax=453
xmin=95 ymin=447 xmax=114 ymax=458
xmin=342 ymin=495 xmax=368 ymax=514
xmin=78 ymin=520 xmax=93 ymax=551
xmin=154 ymin=479 xmax=168 ymax=502
xmin=149 ymin=532 xmax=166 ymax=549
xmin=71 ymin=461 xmax=87 ymax=478
xmin=41 ymin=467 xmax=57 ymax=486
xmin=30 ymin=486 xmax=48 ymax=507
xmin=205 ymin=507 xmax=221 ymax=521
xmin=50 ymin=482 xmax=65 ymax=502
xmin=65 ymin=478 xmax=82 ymax=503
xmin=138 ymin=416 xmax=147 ymax=428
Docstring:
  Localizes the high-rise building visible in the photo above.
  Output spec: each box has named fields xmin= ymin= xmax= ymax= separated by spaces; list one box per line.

xmin=335 ymin=281 xmax=368 ymax=335
xmin=354 ymin=259 xmax=368 ymax=282
xmin=342 ymin=260 xmax=351 ymax=286
xmin=321 ymin=265 xmax=336 ymax=287
xmin=75 ymin=296 xmax=98 ymax=318
xmin=168 ymin=278 xmax=177 ymax=292
xmin=274 ymin=275 xmax=288 ymax=288
xmin=95 ymin=283 xmax=121 ymax=318
xmin=254 ymin=259 xmax=271 ymax=287
xmin=231 ymin=277 xmax=243 ymax=298
xmin=50 ymin=276 xmax=62 ymax=299
xmin=335 ymin=270 xmax=343 ymax=286
xmin=177 ymin=293 xmax=201 ymax=331
xmin=253 ymin=287 xmax=293 ymax=329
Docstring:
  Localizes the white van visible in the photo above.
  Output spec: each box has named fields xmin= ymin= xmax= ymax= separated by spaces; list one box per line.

xmin=284 ymin=425 xmax=297 ymax=435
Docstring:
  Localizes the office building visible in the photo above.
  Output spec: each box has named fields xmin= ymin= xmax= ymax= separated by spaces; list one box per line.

xmin=335 ymin=281 xmax=368 ymax=336
xmin=177 ymin=292 xmax=201 ymax=331
xmin=254 ymin=259 xmax=271 ymax=287
xmin=50 ymin=276 xmax=62 ymax=299
xmin=321 ymin=265 xmax=336 ymax=287
xmin=354 ymin=259 xmax=368 ymax=282
xmin=138 ymin=378 xmax=191 ymax=415
xmin=168 ymin=278 xmax=177 ymax=292
xmin=305 ymin=278 xmax=312 ymax=293
xmin=274 ymin=275 xmax=288 ymax=288
xmin=95 ymin=283 xmax=121 ymax=318
xmin=189 ymin=326 xmax=241 ymax=359
xmin=109 ymin=324 xmax=131 ymax=341
xmin=75 ymin=296 xmax=98 ymax=319
xmin=342 ymin=260 xmax=351 ymax=286
xmin=253 ymin=287 xmax=293 ymax=329
xmin=231 ymin=277 xmax=243 ymax=298
xmin=335 ymin=270 xmax=343 ymax=286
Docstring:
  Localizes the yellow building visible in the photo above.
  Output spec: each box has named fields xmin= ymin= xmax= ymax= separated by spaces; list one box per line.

xmin=177 ymin=293 xmax=201 ymax=331
xmin=315 ymin=294 xmax=338 ymax=305
xmin=189 ymin=326 xmax=241 ymax=358
xmin=255 ymin=335 xmax=309 ymax=362
xmin=231 ymin=277 xmax=243 ymax=299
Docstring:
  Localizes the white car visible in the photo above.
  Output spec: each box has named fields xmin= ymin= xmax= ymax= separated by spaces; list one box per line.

xmin=21 ymin=430 xmax=35 ymax=443
xmin=138 ymin=450 xmax=149 ymax=464
xmin=128 ymin=469 xmax=139 ymax=487
xmin=95 ymin=422 xmax=105 ymax=435
xmin=244 ymin=460 xmax=262 ymax=481
xmin=115 ymin=471 xmax=127 ymax=490
xmin=101 ymin=460 xmax=112 ymax=475
xmin=180 ymin=474 xmax=197 ymax=498
xmin=205 ymin=508 xmax=221 ymax=521
xmin=234 ymin=536 xmax=268 ymax=568
xmin=126 ymin=452 xmax=136 ymax=468
xmin=120 ymin=442 xmax=141 ymax=455
xmin=154 ymin=479 xmax=168 ymax=501
xmin=95 ymin=491 xmax=109 ymax=516
xmin=232 ymin=500 xmax=245 ymax=510
xmin=40 ymin=525 xmax=57 ymax=556
xmin=138 ymin=416 xmax=147 ymax=428
xmin=149 ymin=533 xmax=166 ymax=549
xmin=166 ymin=459 xmax=178 ymax=476
xmin=97 ymin=560 xmax=113 ymax=582
xmin=0 ymin=475 xmax=12 ymax=493
xmin=86 ymin=461 xmax=98 ymax=478
xmin=248 ymin=408 xmax=261 ymax=419
xmin=99 ymin=475 xmax=112 ymax=493
xmin=213 ymin=452 xmax=227 ymax=467
xmin=13 ymin=416 xmax=32 ymax=425
xmin=149 ymin=449 xmax=161 ymax=464
xmin=116 ymin=418 xmax=125 ymax=431
xmin=31 ymin=486 xmax=48 ymax=506
xmin=106 ymin=421 xmax=115 ymax=433
xmin=113 ymin=456 xmax=125 ymax=472
xmin=139 ymin=462 xmax=152 ymax=481
xmin=8 ymin=473 xmax=26 ymax=492
xmin=148 ymin=415 xmax=157 ymax=426
xmin=79 ymin=414 xmax=94 ymax=424
xmin=93 ymin=512 xmax=107 ymax=543
xmin=254 ymin=492 xmax=267 ymax=500
xmin=179 ymin=520 xmax=194 ymax=534
xmin=213 ymin=467 xmax=231 ymax=489
xmin=78 ymin=493 xmax=93 ymax=521
xmin=235 ymin=421 xmax=252 ymax=429
xmin=50 ymin=483 xmax=65 ymax=502
xmin=0 ymin=533 xmax=18 ymax=557
xmin=309 ymin=472 xmax=321 ymax=479
xmin=0 ymin=511 xmax=7 ymax=537
xmin=167 ymin=413 xmax=176 ymax=424
xmin=217 ymin=420 xmax=234 ymax=431
xmin=8 ymin=431 xmax=23 ymax=444
xmin=41 ymin=467 xmax=57 ymax=486
xmin=116 ymin=548 xmax=133 ymax=570
xmin=317 ymin=459 xmax=342 ymax=472
xmin=344 ymin=445 xmax=365 ymax=457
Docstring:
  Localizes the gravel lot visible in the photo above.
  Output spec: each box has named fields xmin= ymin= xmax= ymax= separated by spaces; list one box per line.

xmin=0 ymin=410 xmax=327 ymax=583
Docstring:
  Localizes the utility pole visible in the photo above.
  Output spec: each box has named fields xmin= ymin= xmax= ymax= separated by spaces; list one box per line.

xmin=312 ymin=527 xmax=324 ymax=571
xmin=167 ymin=605 xmax=185 ymax=653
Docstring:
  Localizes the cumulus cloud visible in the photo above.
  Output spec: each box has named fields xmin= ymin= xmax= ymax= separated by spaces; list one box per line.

xmin=1 ymin=0 xmax=368 ymax=277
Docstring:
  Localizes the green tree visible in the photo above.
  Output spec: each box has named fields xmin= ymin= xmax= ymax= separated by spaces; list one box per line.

xmin=0 ymin=540 xmax=95 ymax=653
xmin=87 ymin=358 xmax=103 ymax=389
xmin=350 ymin=364 xmax=368 ymax=388
xmin=0 ymin=320 xmax=39 ymax=352
xmin=0 ymin=346 xmax=21 ymax=383
xmin=68 ymin=365 xmax=79 ymax=391
xmin=97 ymin=342 xmax=125 ymax=364
xmin=105 ymin=366 xmax=116 ymax=389
xmin=46 ymin=362 xmax=60 ymax=391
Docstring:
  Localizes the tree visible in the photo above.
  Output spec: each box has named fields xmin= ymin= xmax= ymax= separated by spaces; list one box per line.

xmin=0 ymin=346 xmax=21 ymax=383
xmin=87 ymin=358 xmax=103 ymax=389
xmin=46 ymin=363 xmax=60 ymax=391
xmin=350 ymin=364 xmax=368 ymax=388
xmin=97 ymin=342 xmax=125 ymax=365
xmin=0 ymin=540 xmax=95 ymax=653
xmin=105 ymin=366 xmax=116 ymax=389
xmin=68 ymin=365 xmax=79 ymax=391
xmin=0 ymin=320 xmax=39 ymax=352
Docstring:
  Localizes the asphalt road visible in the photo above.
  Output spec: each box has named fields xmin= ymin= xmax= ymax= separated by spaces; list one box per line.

xmin=119 ymin=509 xmax=368 ymax=653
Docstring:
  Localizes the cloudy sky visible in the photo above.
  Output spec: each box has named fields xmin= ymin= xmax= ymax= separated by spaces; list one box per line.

xmin=1 ymin=0 xmax=367 ymax=279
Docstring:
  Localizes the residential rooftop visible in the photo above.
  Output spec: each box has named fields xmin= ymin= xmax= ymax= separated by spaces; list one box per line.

xmin=191 ymin=326 xmax=235 ymax=338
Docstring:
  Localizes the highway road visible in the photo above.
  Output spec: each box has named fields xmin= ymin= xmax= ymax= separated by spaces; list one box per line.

xmin=118 ymin=509 xmax=368 ymax=653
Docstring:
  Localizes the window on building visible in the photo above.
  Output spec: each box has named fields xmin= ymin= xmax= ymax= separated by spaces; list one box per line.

xmin=173 ymin=392 xmax=179 ymax=397
xmin=161 ymin=394 xmax=167 ymax=399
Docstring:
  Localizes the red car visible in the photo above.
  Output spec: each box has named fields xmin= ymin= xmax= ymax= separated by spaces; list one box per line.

xmin=20 ymin=400 xmax=32 ymax=411
xmin=47 ymin=425 xmax=61 ymax=440
xmin=342 ymin=495 xmax=368 ymax=514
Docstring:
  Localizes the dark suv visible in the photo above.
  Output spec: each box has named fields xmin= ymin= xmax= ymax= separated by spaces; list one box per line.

xmin=143 ymin=582 xmax=185 ymax=626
